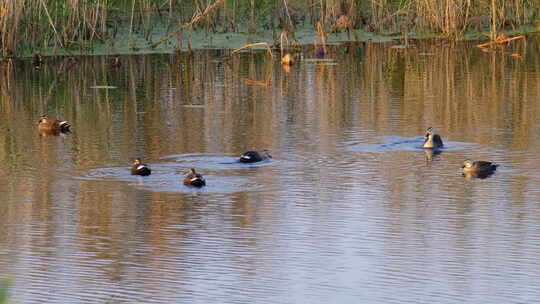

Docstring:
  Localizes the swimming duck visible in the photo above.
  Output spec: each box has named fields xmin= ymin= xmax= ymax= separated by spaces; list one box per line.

xmin=422 ymin=127 xmax=444 ymax=149
xmin=461 ymin=160 xmax=498 ymax=173
xmin=37 ymin=115 xmax=71 ymax=134
xmin=281 ymin=53 xmax=295 ymax=65
xmin=131 ymin=158 xmax=151 ymax=176
xmin=239 ymin=150 xmax=272 ymax=163
xmin=183 ymin=168 xmax=206 ymax=187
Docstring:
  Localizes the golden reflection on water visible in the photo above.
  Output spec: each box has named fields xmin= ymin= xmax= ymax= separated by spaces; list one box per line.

xmin=1 ymin=36 xmax=540 ymax=302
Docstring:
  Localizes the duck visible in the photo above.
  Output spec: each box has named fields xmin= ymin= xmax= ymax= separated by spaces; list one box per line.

xmin=314 ymin=46 xmax=326 ymax=58
xmin=108 ymin=56 xmax=121 ymax=68
xmin=422 ymin=127 xmax=444 ymax=149
xmin=239 ymin=150 xmax=272 ymax=163
xmin=281 ymin=53 xmax=295 ymax=65
xmin=131 ymin=158 xmax=151 ymax=176
xmin=33 ymin=53 xmax=43 ymax=69
xmin=37 ymin=115 xmax=71 ymax=134
xmin=461 ymin=160 xmax=498 ymax=173
xmin=183 ymin=168 xmax=206 ymax=187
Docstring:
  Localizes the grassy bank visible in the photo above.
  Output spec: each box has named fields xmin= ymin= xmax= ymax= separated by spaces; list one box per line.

xmin=1 ymin=0 xmax=539 ymax=57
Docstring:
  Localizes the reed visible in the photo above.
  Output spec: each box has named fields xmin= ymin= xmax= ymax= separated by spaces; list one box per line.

xmin=0 ymin=0 xmax=539 ymax=56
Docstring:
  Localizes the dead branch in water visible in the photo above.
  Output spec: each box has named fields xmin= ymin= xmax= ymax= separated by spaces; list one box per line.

xmin=149 ymin=0 xmax=225 ymax=49
xmin=229 ymin=42 xmax=274 ymax=58
xmin=476 ymin=34 xmax=524 ymax=48
xmin=477 ymin=34 xmax=525 ymax=58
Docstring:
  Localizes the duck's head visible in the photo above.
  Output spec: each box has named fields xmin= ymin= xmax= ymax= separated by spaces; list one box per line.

xmin=38 ymin=115 xmax=48 ymax=124
xmin=425 ymin=127 xmax=434 ymax=137
xmin=187 ymin=168 xmax=197 ymax=175
xmin=133 ymin=158 xmax=142 ymax=166
xmin=462 ymin=160 xmax=474 ymax=169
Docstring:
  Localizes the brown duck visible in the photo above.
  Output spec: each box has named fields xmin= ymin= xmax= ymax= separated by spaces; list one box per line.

xmin=131 ymin=158 xmax=151 ymax=176
xmin=183 ymin=168 xmax=206 ymax=187
xmin=38 ymin=115 xmax=71 ymax=134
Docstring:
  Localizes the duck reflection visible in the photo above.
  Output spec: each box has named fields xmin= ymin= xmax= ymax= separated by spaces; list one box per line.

xmin=424 ymin=148 xmax=442 ymax=162
xmin=462 ymin=170 xmax=497 ymax=180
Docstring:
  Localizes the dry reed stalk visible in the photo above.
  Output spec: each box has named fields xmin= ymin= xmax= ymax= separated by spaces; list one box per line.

xmin=280 ymin=30 xmax=290 ymax=57
xmin=490 ymin=0 xmax=497 ymax=40
xmin=149 ymin=0 xmax=224 ymax=49
xmin=40 ymin=0 xmax=64 ymax=48
xmin=250 ymin=0 xmax=255 ymax=33
xmin=282 ymin=0 xmax=294 ymax=30
xmin=127 ymin=0 xmax=136 ymax=48
xmin=316 ymin=21 xmax=327 ymax=55
xmin=229 ymin=42 xmax=273 ymax=58
xmin=0 ymin=1 xmax=25 ymax=56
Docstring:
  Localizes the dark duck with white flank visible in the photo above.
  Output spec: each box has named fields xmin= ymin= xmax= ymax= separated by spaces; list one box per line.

xmin=183 ymin=168 xmax=206 ymax=187
xmin=131 ymin=158 xmax=151 ymax=176
xmin=422 ymin=127 xmax=444 ymax=149
xmin=461 ymin=160 xmax=498 ymax=173
xmin=239 ymin=150 xmax=272 ymax=163
xmin=461 ymin=160 xmax=498 ymax=179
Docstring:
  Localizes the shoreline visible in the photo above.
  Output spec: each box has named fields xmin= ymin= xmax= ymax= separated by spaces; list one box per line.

xmin=4 ymin=24 xmax=539 ymax=59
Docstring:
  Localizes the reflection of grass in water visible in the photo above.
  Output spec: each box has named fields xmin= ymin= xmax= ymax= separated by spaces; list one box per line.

xmin=0 ymin=278 xmax=11 ymax=304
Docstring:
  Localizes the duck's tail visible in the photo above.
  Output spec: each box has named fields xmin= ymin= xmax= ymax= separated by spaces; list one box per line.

xmin=190 ymin=177 xmax=206 ymax=187
xmin=59 ymin=121 xmax=71 ymax=132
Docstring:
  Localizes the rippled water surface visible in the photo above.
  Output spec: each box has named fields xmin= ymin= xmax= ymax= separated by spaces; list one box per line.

xmin=2 ymin=38 xmax=540 ymax=303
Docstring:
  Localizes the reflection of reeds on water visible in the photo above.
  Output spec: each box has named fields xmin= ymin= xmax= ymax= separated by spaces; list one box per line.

xmin=0 ymin=40 xmax=540 ymax=199
xmin=1 ymin=40 xmax=540 ymax=280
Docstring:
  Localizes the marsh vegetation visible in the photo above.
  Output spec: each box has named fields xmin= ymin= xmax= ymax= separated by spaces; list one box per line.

xmin=1 ymin=0 xmax=539 ymax=56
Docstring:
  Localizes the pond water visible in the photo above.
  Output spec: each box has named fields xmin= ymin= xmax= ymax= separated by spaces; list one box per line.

xmin=1 ymin=37 xmax=540 ymax=303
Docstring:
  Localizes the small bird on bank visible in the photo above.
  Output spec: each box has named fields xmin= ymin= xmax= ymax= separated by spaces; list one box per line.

xmin=239 ymin=150 xmax=272 ymax=163
xmin=422 ymin=127 xmax=444 ymax=149
xmin=131 ymin=158 xmax=151 ymax=176
xmin=183 ymin=168 xmax=206 ymax=187
xmin=37 ymin=115 xmax=71 ymax=134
